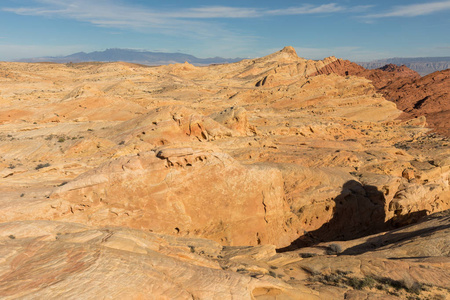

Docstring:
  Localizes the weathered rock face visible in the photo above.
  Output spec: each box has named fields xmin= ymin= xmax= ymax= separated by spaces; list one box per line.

xmin=311 ymin=59 xmax=450 ymax=137
xmin=48 ymin=147 xmax=296 ymax=247
xmin=0 ymin=47 xmax=449 ymax=298
xmin=0 ymin=220 xmax=309 ymax=299
xmin=1 ymin=49 xmax=449 ymax=245
xmin=290 ymin=210 xmax=450 ymax=299
xmin=0 ymin=211 xmax=448 ymax=299
xmin=311 ymin=59 xmax=420 ymax=88
xmin=381 ymin=69 xmax=450 ymax=137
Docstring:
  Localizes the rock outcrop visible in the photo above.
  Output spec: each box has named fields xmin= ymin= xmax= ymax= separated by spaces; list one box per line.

xmin=382 ymin=69 xmax=450 ymax=137
xmin=0 ymin=211 xmax=448 ymax=299
xmin=48 ymin=147 xmax=296 ymax=247
xmin=0 ymin=47 xmax=449 ymax=298
xmin=311 ymin=59 xmax=450 ymax=136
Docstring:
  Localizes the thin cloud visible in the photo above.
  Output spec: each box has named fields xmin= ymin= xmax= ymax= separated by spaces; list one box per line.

xmin=2 ymin=1 xmax=229 ymax=39
xmin=0 ymin=0 xmax=377 ymax=59
xmin=266 ymin=4 xmax=345 ymax=16
xmin=172 ymin=6 xmax=261 ymax=18
xmin=3 ymin=1 xmax=372 ymax=31
xmin=174 ymin=4 xmax=353 ymax=19
xmin=347 ymin=5 xmax=375 ymax=13
xmin=364 ymin=0 xmax=450 ymax=18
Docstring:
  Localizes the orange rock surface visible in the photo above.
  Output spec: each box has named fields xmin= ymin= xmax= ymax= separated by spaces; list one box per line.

xmin=0 ymin=47 xmax=449 ymax=299
xmin=312 ymin=59 xmax=450 ymax=136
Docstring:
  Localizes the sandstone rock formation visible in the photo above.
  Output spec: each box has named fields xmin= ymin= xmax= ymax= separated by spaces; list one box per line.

xmin=0 ymin=47 xmax=449 ymax=298
xmin=312 ymin=59 xmax=450 ymax=136
xmin=382 ymin=69 xmax=450 ymax=137
xmin=0 ymin=211 xmax=448 ymax=299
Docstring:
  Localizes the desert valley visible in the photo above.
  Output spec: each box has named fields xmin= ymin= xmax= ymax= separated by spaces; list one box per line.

xmin=0 ymin=46 xmax=449 ymax=299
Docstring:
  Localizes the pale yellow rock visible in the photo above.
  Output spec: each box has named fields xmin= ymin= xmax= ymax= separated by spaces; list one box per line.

xmin=0 ymin=47 xmax=449 ymax=299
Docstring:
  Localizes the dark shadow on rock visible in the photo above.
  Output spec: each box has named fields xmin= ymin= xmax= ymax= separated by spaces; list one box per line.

xmin=341 ymin=212 xmax=449 ymax=256
xmin=278 ymin=180 xmax=388 ymax=253
xmin=390 ymin=210 xmax=428 ymax=228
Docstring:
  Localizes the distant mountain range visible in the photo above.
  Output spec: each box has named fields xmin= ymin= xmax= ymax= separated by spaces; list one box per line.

xmin=16 ymin=48 xmax=243 ymax=66
xmin=358 ymin=57 xmax=450 ymax=76
xmin=15 ymin=48 xmax=450 ymax=76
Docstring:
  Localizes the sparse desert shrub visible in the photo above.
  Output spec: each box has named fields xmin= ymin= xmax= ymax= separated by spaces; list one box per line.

xmin=323 ymin=273 xmax=342 ymax=285
xmin=57 ymin=137 xmax=66 ymax=143
xmin=310 ymin=271 xmax=347 ymax=288
xmin=347 ymin=276 xmax=375 ymax=290
xmin=328 ymin=243 xmax=343 ymax=254
xmin=378 ymin=277 xmax=405 ymax=290
xmin=310 ymin=271 xmax=425 ymax=296
xmin=378 ymin=277 xmax=424 ymax=294
xmin=299 ymin=252 xmax=316 ymax=258
xmin=35 ymin=163 xmax=50 ymax=170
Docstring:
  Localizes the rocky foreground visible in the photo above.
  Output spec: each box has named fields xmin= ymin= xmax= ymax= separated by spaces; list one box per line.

xmin=0 ymin=47 xmax=449 ymax=299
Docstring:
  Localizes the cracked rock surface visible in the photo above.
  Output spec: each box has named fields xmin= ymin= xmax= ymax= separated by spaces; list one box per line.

xmin=0 ymin=47 xmax=449 ymax=299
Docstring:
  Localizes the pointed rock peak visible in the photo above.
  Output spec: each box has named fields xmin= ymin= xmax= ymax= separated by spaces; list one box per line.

xmin=280 ymin=46 xmax=298 ymax=57
xmin=323 ymin=56 xmax=338 ymax=64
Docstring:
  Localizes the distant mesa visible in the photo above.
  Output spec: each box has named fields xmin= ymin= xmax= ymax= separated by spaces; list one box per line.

xmin=14 ymin=47 xmax=449 ymax=75
xmin=358 ymin=56 xmax=450 ymax=76
xmin=15 ymin=48 xmax=244 ymax=66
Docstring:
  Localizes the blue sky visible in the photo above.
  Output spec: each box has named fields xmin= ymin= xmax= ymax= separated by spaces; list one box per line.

xmin=0 ymin=0 xmax=449 ymax=61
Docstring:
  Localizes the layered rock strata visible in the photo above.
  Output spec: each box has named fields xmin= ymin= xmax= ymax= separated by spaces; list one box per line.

xmin=0 ymin=47 xmax=449 ymax=298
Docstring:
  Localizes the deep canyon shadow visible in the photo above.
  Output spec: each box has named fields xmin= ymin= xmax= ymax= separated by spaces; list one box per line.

xmin=278 ymin=180 xmax=389 ymax=252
